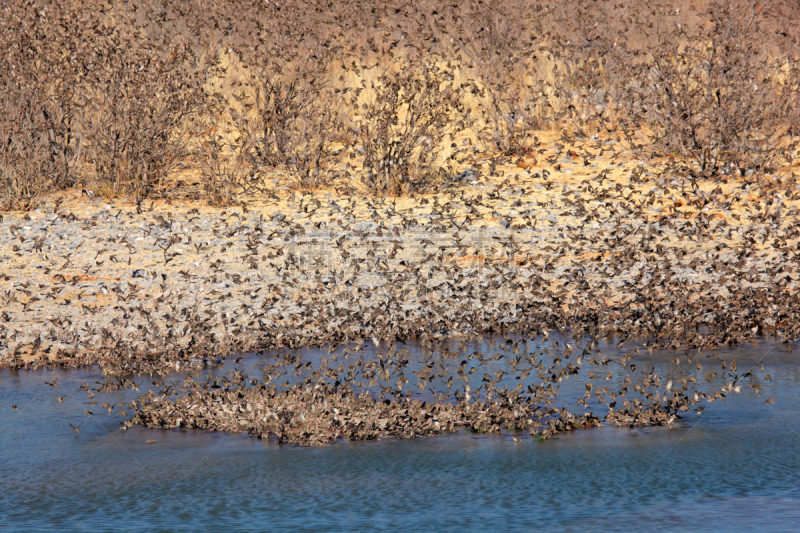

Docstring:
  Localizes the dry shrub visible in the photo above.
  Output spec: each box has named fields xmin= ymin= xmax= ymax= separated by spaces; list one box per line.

xmin=232 ymin=55 xmax=346 ymax=191
xmin=459 ymin=1 xmax=549 ymax=156
xmin=623 ymin=0 xmax=799 ymax=177
xmin=0 ymin=1 xmax=81 ymax=210
xmin=349 ymin=61 xmax=469 ymax=196
xmin=1 ymin=0 xmax=209 ymax=206
xmin=543 ymin=1 xmax=622 ymax=130
xmin=3 ymin=0 xmax=799 ymax=206
xmin=195 ymin=92 xmax=253 ymax=206
xmin=0 ymin=83 xmax=76 ymax=210
xmin=76 ymin=38 xmax=206 ymax=198
xmin=200 ymin=154 xmax=250 ymax=207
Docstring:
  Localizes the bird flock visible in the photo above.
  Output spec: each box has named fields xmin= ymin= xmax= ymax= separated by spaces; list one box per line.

xmin=2 ymin=133 xmax=797 ymax=443
xmin=129 ymin=334 xmax=767 ymax=445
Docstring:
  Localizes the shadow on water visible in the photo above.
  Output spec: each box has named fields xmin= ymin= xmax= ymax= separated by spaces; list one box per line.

xmin=1 ymin=336 xmax=800 ymax=531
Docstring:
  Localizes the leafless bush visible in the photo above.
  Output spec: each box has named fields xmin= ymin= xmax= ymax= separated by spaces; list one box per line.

xmin=3 ymin=0 xmax=798 ymax=207
xmin=459 ymin=4 xmax=547 ymax=156
xmin=349 ymin=61 xmax=469 ymax=196
xmin=1 ymin=0 xmax=209 ymax=205
xmin=199 ymin=154 xmax=249 ymax=207
xmin=0 ymin=84 xmax=76 ymax=210
xmin=76 ymin=37 xmax=206 ymax=198
xmin=624 ymin=0 xmax=799 ymax=177
xmin=230 ymin=56 xmax=346 ymax=191
xmin=0 ymin=1 xmax=80 ymax=210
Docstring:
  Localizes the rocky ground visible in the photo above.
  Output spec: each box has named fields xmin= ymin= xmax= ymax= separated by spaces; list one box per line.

xmin=2 ymin=131 xmax=800 ymax=377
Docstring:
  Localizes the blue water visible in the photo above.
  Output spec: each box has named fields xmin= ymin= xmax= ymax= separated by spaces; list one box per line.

xmin=2 ymin=339 xmax=799 ymax=531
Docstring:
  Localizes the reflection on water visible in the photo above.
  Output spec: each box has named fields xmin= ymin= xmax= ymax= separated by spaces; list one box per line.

xmin=1 ymin=338 xmax=800 ymax=531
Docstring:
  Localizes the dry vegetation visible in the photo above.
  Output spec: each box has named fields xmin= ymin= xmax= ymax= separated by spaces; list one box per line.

xmin=1 ymin=0 xmax=798 ymax=209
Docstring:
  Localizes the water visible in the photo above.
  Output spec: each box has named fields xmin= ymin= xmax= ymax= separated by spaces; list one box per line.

xmin=2 ymin=339 xmax=800 ymax=531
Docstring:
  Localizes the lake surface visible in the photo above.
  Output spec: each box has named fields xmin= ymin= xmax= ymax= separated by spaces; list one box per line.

xmin=2 ymin=338 xmax=800 ymax=531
